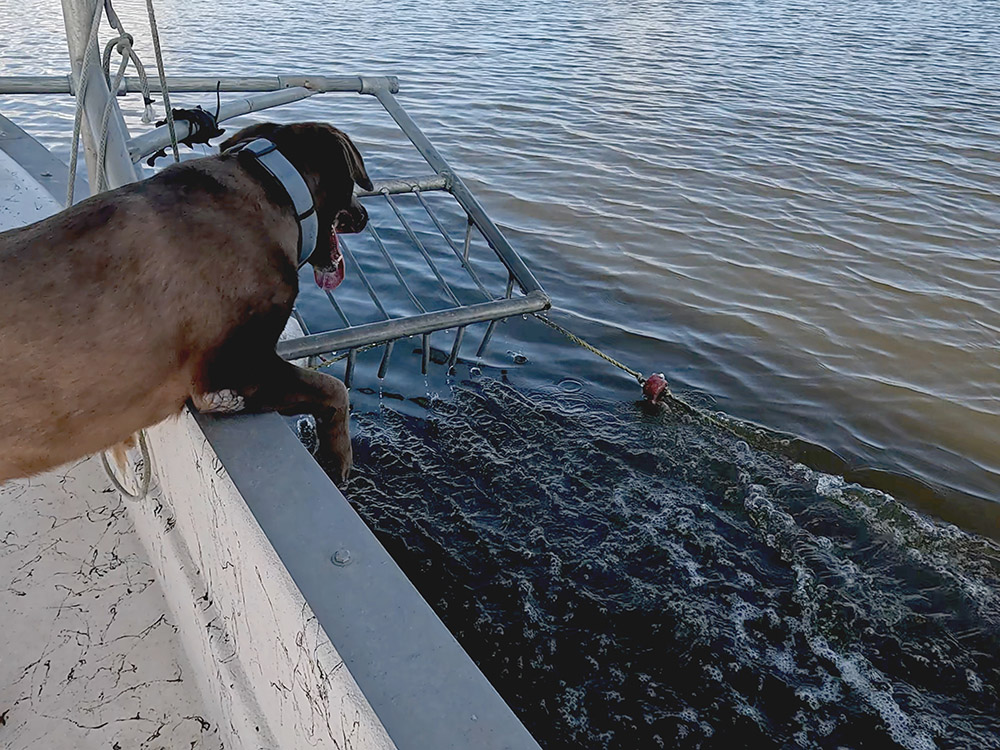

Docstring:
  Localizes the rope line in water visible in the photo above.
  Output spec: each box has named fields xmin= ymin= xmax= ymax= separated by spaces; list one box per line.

xmin=532 ymin=312 xmax=646 ymax=385
xmin=528 ymin=311 xmax=788 ymax=454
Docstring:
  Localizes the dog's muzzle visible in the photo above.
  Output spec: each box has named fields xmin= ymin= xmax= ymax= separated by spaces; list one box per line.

xmin=334 ymin=200 xmax=368 ymax=234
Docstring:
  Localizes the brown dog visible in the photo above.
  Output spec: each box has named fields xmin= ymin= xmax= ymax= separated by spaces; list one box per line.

xmin=0 ymin=122 xmax=372 ymax=486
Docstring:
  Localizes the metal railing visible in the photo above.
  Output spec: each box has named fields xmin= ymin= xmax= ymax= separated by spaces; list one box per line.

xmin=0 ymin=73 xmax=551 ymax=378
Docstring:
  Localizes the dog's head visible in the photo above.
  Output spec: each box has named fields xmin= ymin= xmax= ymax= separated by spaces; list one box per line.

xmin=219 ymin=122 xmax=373 ymax=290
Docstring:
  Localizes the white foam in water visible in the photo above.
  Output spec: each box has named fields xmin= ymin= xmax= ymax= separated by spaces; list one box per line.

xmin=729 ymin=597 xmax=764 ymax=657
xmin=703 ymin=664 xmax=724 ymax=683
xmin=766 ymin=643 xmax=798 ymax=674
xmin=815 ymin=473 xmax=846 ymax=500
xmin=664 ymin=539 xmax=706 ymax=587
xmin=349 ymin=381 xmax=1000 ymax=747
xmin=734 ymin=698 xmax=765 ymax=726
xmin=737 ymin=570 xmax=757 ymax=589
xmin=808 ymin=637 xmax=937 ymax=750
xmin=794 ymin=709 xmax=838 ymax=746
xmin=965 ymin=668 xmax=983 ymax=693
xmin=743 ymin=483 xmax=801 ymax=543
xmin=795 ymin=666 xmax=843 ymax=710
xmin=558 ymin=685 xmax=589 ymax=733
xmin=547 ymin=552 xmax=562 ymax=577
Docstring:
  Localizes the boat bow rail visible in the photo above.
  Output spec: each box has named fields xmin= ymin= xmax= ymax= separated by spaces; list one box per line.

xmin=1 ymin=74 xmax=552 ymax=381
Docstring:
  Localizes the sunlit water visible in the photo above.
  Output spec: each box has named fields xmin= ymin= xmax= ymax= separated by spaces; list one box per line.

xmin=2 ymin=0 xmax=1000 ymax=746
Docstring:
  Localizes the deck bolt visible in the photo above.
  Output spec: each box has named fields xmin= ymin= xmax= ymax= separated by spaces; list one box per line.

xmin=331 ymin=549 xmax=352 ymax=566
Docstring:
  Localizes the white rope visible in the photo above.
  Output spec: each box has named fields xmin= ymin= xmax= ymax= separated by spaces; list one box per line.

xmin=64 ymin=0 xmax=158 ymax=497
xmin=67 ymin=0 xmax=157 ymax=199
xmin=101 ymin=430 xmax=152 ymax=501
xmin=102 ymin=32 xmax=155 ymax=123
xmin=96 ymin=1 xmax=164 ymax=190
xmin=95 ymin=42 xmax=130 ymax=191
xmin=145 ymin=0 xmax=179 ymax=163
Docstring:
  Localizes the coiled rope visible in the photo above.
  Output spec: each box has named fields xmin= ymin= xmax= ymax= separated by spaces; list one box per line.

xmin=100 ymin=430 xmax=152 ymax=501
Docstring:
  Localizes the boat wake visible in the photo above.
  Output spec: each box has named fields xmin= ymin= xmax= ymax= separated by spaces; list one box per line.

xmin=348 ymin=378 xmax=1000 ymax=749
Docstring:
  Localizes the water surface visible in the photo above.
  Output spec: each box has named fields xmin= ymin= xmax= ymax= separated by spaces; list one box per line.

xmin=2 ymin=1 xmax=1000 ymax=746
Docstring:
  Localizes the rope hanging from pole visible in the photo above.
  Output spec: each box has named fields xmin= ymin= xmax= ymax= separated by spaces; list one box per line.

xmin=94 ymin=38 xmax=130 ymax=191
xmin=101 ymin=31 xmax=155 ymax=122
xmin=64 ymin=0 xmax=162 ymax=494
xmin=145 ymin=0 xmax=179 ymax=163
xmin=67 ymin=0 xmax=162 ymax=199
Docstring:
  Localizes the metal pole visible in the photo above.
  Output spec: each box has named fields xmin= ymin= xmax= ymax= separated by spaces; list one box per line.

xmin=61 ymin=0 xmax=137 ymax=191
xmin=127 ymin=87 xmax=320 ymax=161
xmin=415 ymin=192 xmax=492 ymax=300
xmin=0 ymin=75 xmax=76 ymax=94
xmin=276 ymin=292 xmax=549 ymax=361
xmin=356 ymin=175 xmax=448 ymax=198
xmin=129 ymin=97 xmax=453 ymax=167
xmin=383 ymin=193 xmax=463 ymax=306
xmin=0 ymin=74 xmax=400 ymax=95
xmin=371 ymin=84 xmax=548 ymax=299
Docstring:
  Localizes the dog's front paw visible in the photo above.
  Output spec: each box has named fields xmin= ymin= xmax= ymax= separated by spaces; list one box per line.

xmin=193 ymin=389 xmax=246 ymax=414
xmin=318 ymin=425 xmax=352 ymax=487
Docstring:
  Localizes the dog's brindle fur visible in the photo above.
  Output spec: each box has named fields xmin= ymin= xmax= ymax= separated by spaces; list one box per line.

xmin=0 ymin=122 xmax=372 ymax=486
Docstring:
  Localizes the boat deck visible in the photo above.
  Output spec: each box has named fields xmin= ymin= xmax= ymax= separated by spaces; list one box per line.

xmin=0 ymin=457 xmax=222 ymax=750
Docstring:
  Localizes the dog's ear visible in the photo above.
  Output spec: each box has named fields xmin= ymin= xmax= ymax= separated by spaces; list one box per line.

xmin=219 ymin=122 xmax=281 ymax=152
xmin=334 ymin=131 xmax=373 ymax=192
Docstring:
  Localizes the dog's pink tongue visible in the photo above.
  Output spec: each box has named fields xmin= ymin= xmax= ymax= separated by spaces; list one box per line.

xmin=314 ymin=231 xmax=345 ymax=290
xmin=314 ymin=256 xmax=345 ymax=290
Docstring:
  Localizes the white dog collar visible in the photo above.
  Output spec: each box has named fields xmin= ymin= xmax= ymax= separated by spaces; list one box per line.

xmin=230 ymin=138 xmax=319 ymax=268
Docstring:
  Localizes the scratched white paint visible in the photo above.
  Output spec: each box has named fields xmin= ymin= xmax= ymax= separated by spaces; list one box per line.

xmin=0 ymin=158 xmax=222 ymax=749
xmin=135 ymin=412 xmax=397 ymax=750
xmin=0 ymin=456 xmax=224 ymax=750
